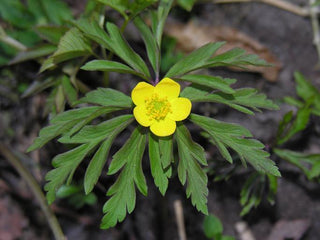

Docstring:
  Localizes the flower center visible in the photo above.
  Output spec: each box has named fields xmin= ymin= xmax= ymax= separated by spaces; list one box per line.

xmin=145 ymin=93 xmax=172 ymax=121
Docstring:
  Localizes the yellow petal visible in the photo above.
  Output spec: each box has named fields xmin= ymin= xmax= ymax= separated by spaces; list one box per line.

xmin=155 ymin=78 xmax=180 ymax=100
xmin=168 ymin=97 xmax=192 ymax=121
xmin=131 ymin=82 xmax=154 ymax=106
xmin=150 ymin=118 xmax=176 ymax=137
xmin=133 ymin=105 xmax=154 ymax=127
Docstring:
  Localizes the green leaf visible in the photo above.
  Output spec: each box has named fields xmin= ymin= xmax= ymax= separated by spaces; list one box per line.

xmin=203 ymin=214 xmax=223 ymax=239
xmin=81 ymin=60 xmax=145 ymax=79
xmin=35 ymin=25 xmax=69 ymax=44
xmin=284 ymin=96 xmax=304 ymax=108
xmin=177 ymin=0 xmax=197 ymax=11
xmin=176 ymin=124 xmax=208 ymax=214
xmin=4 ymin=28 xmax=40 ymax=48
xmin=52 ymin=28 xmax=92 ymax=64
xmin=128 ymin=0 xmax=158 ymax=19
xmin=160 ymin=36 xmax=184 ymax=73
xmin=176 ymin=124 xmax=207 ymax=166
xmin=310 ymin=161 xmax=320 ymax=179
xmin=206 ymin=48 xmax=269 ymax=68
xmin=274 ymin=148 xmax=320 ymax=180
xmin=106 ymin=22 xmax=151 ymax=78
xmin=294 ymin=72 xmax=319 ymax=102
xmin=28 ymin=106 xmax=116 ymax=151
xmin=59 ymin=114 xmax=133 ymax=144
xmin=190 ymin=114 xmax=281 ymax=176
xmin=76 ymin=87 xmax=132 ymax=108
xmin=294 ymin=71 xmax=320 ymax=112
xmin=63 ymin=107 xmax=123 ymax=138
xmin=102 ymin=128 xmax=147 ymax=229
xmin=133 ymin=16 xmax=159 ymax=74
xmin=276 ymin=111 xmax=293 ymax=141
xmin=177 ymin=75 xmax=236 ymax=94
xmin=95 ymin=0 xmax=128 ymax=19
xmin=240 ymin=173 xmax=259 ymax=205
xmin=0 ymin=0 xmax=35 ymax=28
xmin=27 ymin=117 xmax=83 ymax=152
xmin=56 ymin=184 xmax=97 ymax=208
xmin=96 ymin=0 xmax=156 ymax=20
xmin=56 ymin=184 xmax=81 ymax=198
xmin=10 ymin=44 xmax=57 ymax=64
xmin=27 ymin=0 xmax=47 ymax=24
xmin=159 ymin=137 xmax=173 ymax=169
xmin=38 ymin=0 xmax=72 ymax=25
xmin=84 ymin=115 xmax=134 ymax=194
xmin=21 ymin=76 xmax=57 ymax=98
xmin=277 ymin=105 xmax=311 ymax=145
xmin=149 ymin=133 xmax=170 ymax=195
xmin=55 ymin=85 xmax=65 ymax=113
xmin=155 ymin=0 xmax=174 ymax=46
xmin=39 ymin=57 xmax=55 ymax=73
xmin=267 ymin=174 xmax=277 ymax=205
xmin=165 ymin=42 xmax=225 ymax=78
xmin=181 ymin=86 xmax=279 ymax=115
xmin=44 ymin=115 xmax=133 ymax=205
xmin=51 ymin=106 xmax=102 ymax=123
xmin=75 ymin=18 xmax=111 ymax=49
xmin=61 ymin=76 xmax=77 ymax=106
xmin=45 ymin=142 xmax=95 ymax=204
xmin=239 ymin=173 xmax=264 ymax=216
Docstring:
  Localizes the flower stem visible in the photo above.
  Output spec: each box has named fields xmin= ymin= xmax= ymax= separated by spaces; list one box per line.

xmin=0 ymin=144 xmax=66 ymax=240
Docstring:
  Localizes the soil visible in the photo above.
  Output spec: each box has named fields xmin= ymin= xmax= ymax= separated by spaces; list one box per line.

xmin=1 ymin=1 xmax=320 ymax=240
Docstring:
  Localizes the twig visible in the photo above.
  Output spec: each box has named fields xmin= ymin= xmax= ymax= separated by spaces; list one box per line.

xmin=210 ymin=0 xmax=310 ymax=17
xmin=174 ymin=200 xmax=187 ymax=240
xmin=0 ymin=144 xmax=66 ymax=240
xmin=309 ymin=0 xmax=320 ymax=63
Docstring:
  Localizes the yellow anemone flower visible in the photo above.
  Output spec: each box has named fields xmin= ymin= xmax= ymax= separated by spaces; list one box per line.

xmin=132 ymin=78 xmax=192 ymax=137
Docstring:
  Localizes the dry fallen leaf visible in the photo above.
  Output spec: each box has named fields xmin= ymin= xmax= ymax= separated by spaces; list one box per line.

xmin=164 ymin=21 xmax=282 ymax=82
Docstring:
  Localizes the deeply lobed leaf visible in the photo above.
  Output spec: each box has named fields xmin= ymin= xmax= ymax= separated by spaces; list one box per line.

xmin=181 ymin=85 xmax=279 ymax=115
xmin=42 ymin=115 xmax=133 ymax=204
xmin=76 ymin=87 xmax=132 ymax=108
xmin=274 ymin=148 xmax=320 ymax=180
xmin=149 ymin=133 xmax=171 ymax=195
xmin=28 ymin=106 xmax=104 ymax=151
xmin=106 ymin=22 xmax=151 ymax=78
xmin=75 ymin=18 xmax=111 ymax=49
xmin=52 ymin=27 xmax=92 ymax=64
xmin=165 ymin=42 xmax=225 ymax=78
xmin=205 ymin=48 xmax=269 ymax=68
xmin=177 ymin=74 xmax=236 ymax=94
xmin=190 ymin=114 xmax=281 ymax=177
xmin=45 ymin=143 xmax=95 ymax=204
xmin=102 ymin=128 xmax=147 ymax=229
xmin=176 ymin=124 xmax=208 ymax=214
xmin=134 ymin=16 xmax=159 ymax=75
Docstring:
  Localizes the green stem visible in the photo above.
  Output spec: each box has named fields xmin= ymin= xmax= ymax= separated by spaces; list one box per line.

xmin=0 ymin=26 xmax=27 ymax=51
xmin=0 ymin=144 xmax=66 ymax=240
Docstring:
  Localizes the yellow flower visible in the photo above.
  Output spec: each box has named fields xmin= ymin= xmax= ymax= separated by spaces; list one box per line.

xmin=131 ymin=78 xmax=192 ymax=137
